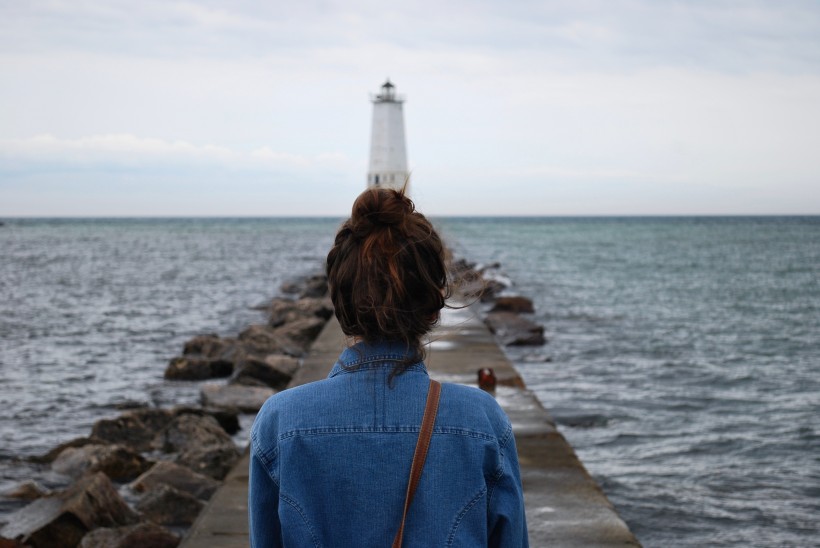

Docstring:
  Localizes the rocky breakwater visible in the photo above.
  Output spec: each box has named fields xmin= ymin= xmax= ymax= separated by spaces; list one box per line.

xmin=449 ymin=258 xmax=547 ymax=348
xmin=0 ymin=274 xmax=333 ymax=548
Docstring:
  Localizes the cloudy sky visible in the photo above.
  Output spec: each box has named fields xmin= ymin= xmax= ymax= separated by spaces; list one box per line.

xmin=1 ymin=1 xmax=819 ymax=216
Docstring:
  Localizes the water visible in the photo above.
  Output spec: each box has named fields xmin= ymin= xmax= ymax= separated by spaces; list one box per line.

xmin=1 ymin=216 xmax=818 ymax=546
xmin=438 ymin=216 xmax=820 ymax=547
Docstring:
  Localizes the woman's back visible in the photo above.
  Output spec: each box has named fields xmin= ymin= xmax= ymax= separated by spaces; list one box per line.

xmin=250 ymin=342 xmax=527 ymax=547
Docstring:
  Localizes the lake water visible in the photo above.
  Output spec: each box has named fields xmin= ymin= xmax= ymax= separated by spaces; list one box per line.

xmin=1 ymin=216 xmax=818 ymax=546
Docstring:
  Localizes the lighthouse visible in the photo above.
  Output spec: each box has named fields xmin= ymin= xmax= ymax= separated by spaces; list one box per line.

xmin=367 ymin=80 xmax=409 ymax=191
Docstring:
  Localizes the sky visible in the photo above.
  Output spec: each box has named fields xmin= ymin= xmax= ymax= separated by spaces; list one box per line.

xmin=1 ymin=0 xmax=819 ymax=216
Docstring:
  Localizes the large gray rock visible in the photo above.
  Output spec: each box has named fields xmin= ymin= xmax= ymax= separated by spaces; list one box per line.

xmin=124 ymin=408 xmax=174 ymax=434
xmin=267 ymin=297 xmax=334 ymax=327
xmin=238 ymin=325 xmax=304 ymax=356
xmin=231 ymin=354 xmax=298 ymax=389
xmin=181 ymin=334 xmax=236 ymax=359
xmin=91 ymin=415 xmax=155 ymax=452
xmin=52 ymin=444 xmax=151 ymax=482
xmin=161 ymin=414 xmax=240 ymax=480
xmin=175 ymin=444 xmax=240 ymax=481
xmin=272 ymin=317 xmax=326 ymax=351
xmin=484 ymin=312 xmax=546 ymax=346
xmin=79 ymin=523 xmax=179 ymax=548
xmin=163 ymin=356 xmax=234 ymax=381
xmin=32 ymin=437 xmax=95 ymax=464
xmin=136 ymin=485 xmax=204 ymax=526
xmin=3 ymin=481 xmax=49 ymax=501
xmin=130 ymin=461 xmax=220 ymax=501
xmin=489 ymin=296 xmax=535 ymax=314
xmin=161 ymin=414 xmax=233 ymax=454
xmin=171 ymin=407 xmax=240 ymax=435
xmin=299 ymin=274 xmax=328 ymax=298
xmin=200 ymin=383 xmax=275 ymax=413
xmin=0 ymin=472 xmax=138 ymax=548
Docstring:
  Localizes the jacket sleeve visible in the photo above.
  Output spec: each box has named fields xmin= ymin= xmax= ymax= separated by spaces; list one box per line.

xmin=487 ymin=425 xmax=529 ymax=547
xmin=248 ymin=432 xmax=282 ymax=548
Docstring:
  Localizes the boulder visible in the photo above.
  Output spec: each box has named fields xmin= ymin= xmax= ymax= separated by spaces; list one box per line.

xmin=175 ymin=444 xmax=240 ymax=481
xmin=200 ymin=383 xmax=275 ymax=413
xmin=272 ymin=317 xmax=325 ymax=351
xmin=161 ymin=414 xmax=240 ymax=480
xmin=124 ymin=408 xmax=174 ymax=434
xmin=171 ymin=406 xmax=240 ymax=435
xmin=299 ymin=274 xmax=328 ymax=298
xmin=238 ymin=325 xmax=303 ymax=356
xmin=484 ymin=312 xmax=546 ymax=346
xmin=130 ymin=461 xmax=220 ymax=501
xmin=3 ymin=481 xmax=48 ymax=501
xmin=0 ymin=472 xmax=138 ymax=548
xmin=52 ymin=444 xmax=152 ymax=482
xmin=32 ymin=437 xmax=95 ymax=464
xmin=181 ymin=334 xmax=237 ymax=359
xmin=231 ymin=354 xmax=298 ymax=389
xmin=91 ymin=415 xmax=155 ymax=452
xmin=161 ymin=414 xmax=234 ymax=454
xmin=136 ymin=485 xmax=203 ymax=526
xmin=163 ymin=356 xmax=234 ymax=381
xmin=268 ymin=297 xmax=333 ymax=327
xmin=490 ymin=296 xmax=535 ymax=314
xmin=279 ymin=280 xmax=302 ymax=294
xmin=79 ymin=523 xmax=179 ymax=548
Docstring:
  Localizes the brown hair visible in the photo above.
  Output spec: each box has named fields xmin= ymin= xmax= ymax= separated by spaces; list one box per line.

xmin=326 ymin=187 xmax=450 ymax=376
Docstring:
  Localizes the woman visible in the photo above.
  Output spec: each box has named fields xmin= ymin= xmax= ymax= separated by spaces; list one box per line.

xmin=249 ymin=188 xmax=528 ymax=547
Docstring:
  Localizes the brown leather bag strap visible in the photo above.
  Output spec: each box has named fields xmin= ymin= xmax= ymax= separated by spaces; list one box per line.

xmin=392 ymin=379 xmax=441 ymax=548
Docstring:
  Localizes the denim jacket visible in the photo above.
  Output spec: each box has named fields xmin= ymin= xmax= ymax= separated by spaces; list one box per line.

xmin=249 ymin=341 xmax=528 ymax=547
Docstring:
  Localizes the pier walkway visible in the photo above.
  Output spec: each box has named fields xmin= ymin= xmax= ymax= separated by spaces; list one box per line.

xmin=181 ymin=305 xmax=639 ymax=547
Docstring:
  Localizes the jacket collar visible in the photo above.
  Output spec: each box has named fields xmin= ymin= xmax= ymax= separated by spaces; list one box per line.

xmin=328 ymin=340 xmax=427 ymax=378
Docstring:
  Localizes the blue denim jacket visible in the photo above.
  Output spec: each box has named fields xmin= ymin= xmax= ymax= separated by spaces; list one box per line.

xmin=249 ymin=341 xmax=528 ymax=547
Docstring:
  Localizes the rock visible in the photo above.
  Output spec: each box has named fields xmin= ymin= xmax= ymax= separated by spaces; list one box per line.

xmin=171 ymin=406 xmax=240 ymax=435
xmin=0 ymin=498 xmax=83 ymax=548
xmin=3 ymin=481 xmax=48 ymax=501
xmin=162 ymin=414 xmax=234 ymax=454
xmin=231 ymin=354 xmax=298 ymax=389
xmin=273 ymin=317 xmax=325 ymax=351
xmin=130 ymin=461 xmax=220 ymax=501
xmin=91 ymin=415 xmax=155 ymax=452
xmin=0 ymin=472 xmax=138 ymax=548
xmin=125 ymin=408 xmax=173 ymax=433
xmin=490 ymin=296 xmax=535 ymax=314
xmin=161 ymin=414 xmax=240 ymax=480
xmin=136 ymin=485 xmax=204 ymax=526
xmin=163 ymin=356 xmax=234 ymax=381
xmin=484 ymin=312 xmax=546 ymax=346
xmin=31 ymin=437 xmax=95 ymax=464
xmin=230 ymin=375 xmax=270 ymax=388
xmin=175 ymin=444 xmax=240 ymax=481
xmin=268 ymin=297 xmax=333 ymax=327
xmin=279 ymin=280 xmax=302 ymax=294
xmin=238 ymin=325 xmax=303 ymax=356
xmin=200 ymin=383 xmax=275 ymax=413
xmin=182 ymin=334 xmax=237 ymax=359
xmin=79 ymin=523 xmax=179 ymax=548
xmin=299 ymin=274 xmax=328 ymax=298
xmin=52 ymin=444 xmax=152 ymax=482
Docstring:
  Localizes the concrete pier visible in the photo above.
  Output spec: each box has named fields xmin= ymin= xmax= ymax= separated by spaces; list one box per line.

xmin=181 ymin=304 xmax=640 ymax=547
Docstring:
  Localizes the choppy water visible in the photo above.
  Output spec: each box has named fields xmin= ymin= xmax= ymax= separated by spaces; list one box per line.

xmin=438 ymin=216 xmax=820 ymax=548
xmin=1 ymin=216 xmax=818 ymax=546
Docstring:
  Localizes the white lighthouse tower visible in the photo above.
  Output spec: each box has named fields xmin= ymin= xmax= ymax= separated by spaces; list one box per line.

xmin=367 ymin=80 xmax=409 ymax=191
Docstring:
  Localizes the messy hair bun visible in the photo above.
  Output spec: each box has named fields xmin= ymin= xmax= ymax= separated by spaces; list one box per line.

xmin=327 ymin=188 xmax=450 ymax=375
